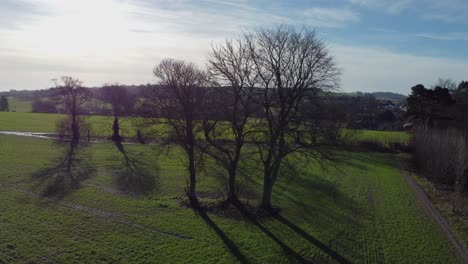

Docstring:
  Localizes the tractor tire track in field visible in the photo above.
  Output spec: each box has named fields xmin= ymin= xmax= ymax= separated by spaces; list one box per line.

xmin=0 ymin=183 xmax=193 ymax=240
xmin=366 ymin=185 xmax=385 ymax=264
xmin=402 ymin=171 xmax=468 ymax=264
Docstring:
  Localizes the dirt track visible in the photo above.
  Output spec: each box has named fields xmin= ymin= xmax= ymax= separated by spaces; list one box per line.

xmin=402 ymin=171 xmax=468 ymax=264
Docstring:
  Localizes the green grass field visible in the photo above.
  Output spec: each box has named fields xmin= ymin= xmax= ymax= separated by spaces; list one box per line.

xmin=0 ymin=111 xmax=461 ymax=263
xmin=7 ymin=97 xmax=33 ymax=113
xmin=0 ymin=112 xmax=139 ymax=138
xmin=0 ymin=111 xmax=412 ymax=146
xmin=352 ymin=129 xmax=411 ymax=146
xmin=0 ymin=132 xmax=458 ymax=263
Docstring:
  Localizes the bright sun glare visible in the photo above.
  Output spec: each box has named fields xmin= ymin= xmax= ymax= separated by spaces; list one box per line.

xmin=14 ymin=0 xmax=137 ymax=59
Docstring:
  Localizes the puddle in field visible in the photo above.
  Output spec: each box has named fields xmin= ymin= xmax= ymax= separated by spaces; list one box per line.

xmin=0 ymin=131 xmax=143 ymax=144
xmin=0 ymin=131 xmax=57 ymax=139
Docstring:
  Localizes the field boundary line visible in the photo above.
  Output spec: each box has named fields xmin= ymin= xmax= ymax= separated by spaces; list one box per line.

xmin=402 ymin=171 xmax=468 ymax=263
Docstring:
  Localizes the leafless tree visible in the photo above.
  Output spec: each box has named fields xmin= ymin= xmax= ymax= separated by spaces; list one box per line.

xmin=433 ymin=78 xmax=458 ymax=91
xmin=54 ymin=76 xmax=92 ymax=141
xmin=147 ymin=59 xmax=207 ymax=203
xmin=201 ymin=38 xmax=260 ymax=205
xmin=245 ymin=25 xmax=341 ymax=211
xmin=100 ymin=84 xmax=134 ymax=141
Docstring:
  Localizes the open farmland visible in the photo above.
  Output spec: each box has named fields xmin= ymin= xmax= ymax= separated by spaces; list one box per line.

xmin=0 ymin=130 xmax=459 ymax=263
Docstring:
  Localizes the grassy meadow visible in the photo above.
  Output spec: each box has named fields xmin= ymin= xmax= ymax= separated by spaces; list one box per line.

xmin=352 ymin=129 xmax=411 ymax=147
xmin=0 ymin=112 xmax=139 ymax=138
xmin=7 ymin=97 xmax=33 ymax=113
xmin=0 ymin=135 xmax=458 ymax=263
xmin=0 ymin=109 xmax=460 ymax=263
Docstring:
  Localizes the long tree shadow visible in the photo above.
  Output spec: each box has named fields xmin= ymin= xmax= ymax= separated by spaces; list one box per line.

xmin=32 ymin=140 xmax=96 ymax=198
xmin=274 ymin=214 xmax=353 ymax=264
xmin=233 ymin=204 xmax=315 ymax=264
xmin=113 ymin=141 xmax=158 ymax=195
xmin=276 ymin=158 xmax=361 ymax=228
xmin=193 ymin=205 xmax=250 ymax=264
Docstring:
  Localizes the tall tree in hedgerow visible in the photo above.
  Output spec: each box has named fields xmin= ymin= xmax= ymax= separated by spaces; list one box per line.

xmin=245 ymin=25 xmax=342 ymax=212
xmin=0 ymin=96 xmax=9 ymax=112
xmin=99 ymin=84 xmax=134 ymax=142
xmin=201 ymin=37 xmax=260 ymax=206
xmin=146 ymin=59 xmax=208 ymax=204
xmin=54 ymin=77 xmax=92 ymax=141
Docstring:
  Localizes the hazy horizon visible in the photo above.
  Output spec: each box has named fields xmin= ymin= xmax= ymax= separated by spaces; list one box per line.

xmin=1 ymin=0 xmax=467 ymax=93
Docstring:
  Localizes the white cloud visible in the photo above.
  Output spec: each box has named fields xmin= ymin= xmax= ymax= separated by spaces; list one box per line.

xmin=348 ymin=0 xmax=468 ymax=21
xmin=0 ymin=0 xmax=466 ymax=93
xmin=413 ymin=32 xmax=468 ymax=41
xmin=332 ymin=44 xmax=468 ymax=94
xmin=302 ymin=7 xmax=360 ymax=27
xmin=347 ymin=0 xmax=413 ymax=14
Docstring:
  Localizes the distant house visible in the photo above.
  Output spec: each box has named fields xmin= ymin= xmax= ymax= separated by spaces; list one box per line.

xmin=378 ymin=100 xmax=395 ymax=110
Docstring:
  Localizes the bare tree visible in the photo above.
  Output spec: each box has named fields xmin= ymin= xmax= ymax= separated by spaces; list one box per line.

xmin=147 ymin=59 xmax=207 ymax=203
xmin=433 ymin=78 xmax=458 ymax=91
xmin=100 ymin=84 xmax=134 ymax=142
xmin=201 ymin=38 xmax=260 ymax=205
xmin=54 ymin=77 xmax=92 ymax=141
xmin=246 ymin=25 xmax=341 ymax=211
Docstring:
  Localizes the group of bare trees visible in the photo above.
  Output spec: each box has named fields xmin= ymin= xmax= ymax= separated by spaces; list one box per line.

xmin=52 ymin=25 xmax=343 ymax=211
xmin=53 ymin=79 xmax=135 ymax=142
xmin=53 ymin=77 xmax=92 ymax=141
xmin=412 ymin=126 xmax=468 ymax=214
xmin=146 ymin=26 xmax=343 ymax=210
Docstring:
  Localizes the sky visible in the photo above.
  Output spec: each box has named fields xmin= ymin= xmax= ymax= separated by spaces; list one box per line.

xmin=0 ymin=0 xmax=467 ymax=94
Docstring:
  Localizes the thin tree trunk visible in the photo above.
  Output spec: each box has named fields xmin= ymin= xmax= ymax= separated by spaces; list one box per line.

xmin=259 ymin=157 xmax=282 ymax=212
xmin=259 ymin=165 xmax=273 ymax=210
xmin=227 ymin=165 xmax=238 ymax=203
xmin=71 ymin=113 xmax=79 ymax=140
xmin=186 ymin=117 xmax=197 ymax=205
xmin=111 ymin=116 xmax=121 ymax=141
xmin=187 ymin=147 xmax=197 ymax=203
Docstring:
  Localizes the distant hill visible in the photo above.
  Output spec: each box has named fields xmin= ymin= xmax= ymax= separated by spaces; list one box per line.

xmin=337 ymin=91 xmax=407 ymax=103
xmin=371 ymin=92 xmax=407 ymax=103
xmin=0 ymin=87 xmax=408 ymax=109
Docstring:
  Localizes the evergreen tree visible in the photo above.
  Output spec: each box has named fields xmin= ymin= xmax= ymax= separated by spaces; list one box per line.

xmin=0 ymin=96 xmax=9 ymax=112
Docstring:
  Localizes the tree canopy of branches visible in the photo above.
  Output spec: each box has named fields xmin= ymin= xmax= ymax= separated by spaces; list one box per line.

xmin=432 ymin=77 xmax=457 ymax=91
xmin=201 ymin=37 xmax=260 ymax=205
xmin=0 ymin=96 xmax=9 ymax=112
xmin=99 ymin=84 xmax=134 ymax=142
xmin=237 ymin=25 xmax=341 ymax=211
xmin=53 ymin=77 xmax=92 ymax=141
xmin=148 ymin=59 xmax=208 ymax=203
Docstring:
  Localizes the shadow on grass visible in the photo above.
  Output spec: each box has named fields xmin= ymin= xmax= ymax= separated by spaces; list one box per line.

xmin=274 ymin=214 xmax=353 ymax=264
xmin=32 ymin=140 xmax=96 ymax=198
xmin=193 ymin=205 xmax=250 ymax=264
xmin=231 ymin=203 xmax=315 ymax=264
xmin=234 ymin=156 xmax=358 ymax=263
xmin=113 ymin=141 xmax=158 ymax=195
xmin=275 ymin=159 xmax=361 ymax=227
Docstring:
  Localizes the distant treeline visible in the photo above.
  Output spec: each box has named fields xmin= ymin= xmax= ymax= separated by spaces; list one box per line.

xmin=2 ymin=85 xmax=406 ymax=131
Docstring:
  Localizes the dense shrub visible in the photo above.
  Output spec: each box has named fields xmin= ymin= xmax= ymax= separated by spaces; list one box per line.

xmin=32 ymin=99 xmax=58 ymax=113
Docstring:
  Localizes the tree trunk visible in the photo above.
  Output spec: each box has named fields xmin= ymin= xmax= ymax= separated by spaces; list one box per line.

xmin=259 ymin=158 xmax=282 ymax=212
xmin=259 ymin=165 xmax=273 ymax=210
xmin=226 ymin=165 xmax=238 ymax=204
xmin=71 ymin=113 xmax=79 ymax=140
xmin=111 ymin=116 xmax=121 ymax=141
xmin=187 ymin=147 xmax=197 ymax=204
